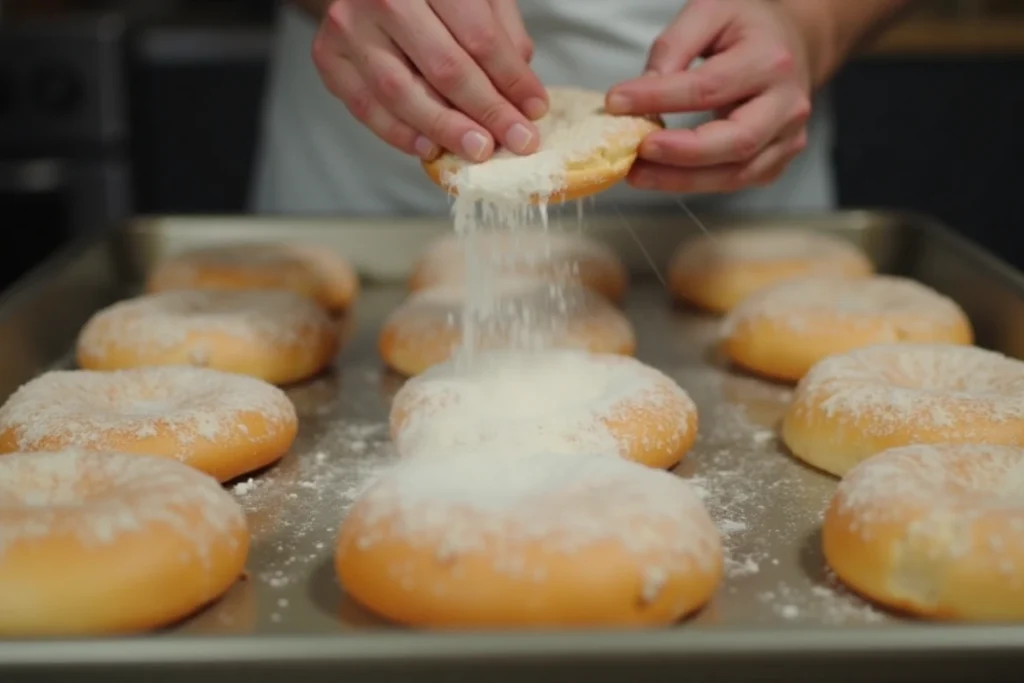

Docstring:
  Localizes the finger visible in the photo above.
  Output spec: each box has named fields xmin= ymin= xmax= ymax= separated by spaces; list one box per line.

xmin=433 ymin=0 xmax=548 ymax=120
xmin=607 ymin=44 xmax=788 ymax=116
xmin=490 ymin=0 xmax=536 ymax=65
xmin=646 ymin=0 xmax=731 ymax=76
xmin=381 ymin=0 xmax=540 ymax=155
xmin=638 ymin=90 xmax=795 ymax=167
xmin=312 ymin=25 xmax=439 ymax=159
xmin=628 ymin=130 xmax=808 ymax=193
xmin=349 ymin=29 xmax=496 ymax=161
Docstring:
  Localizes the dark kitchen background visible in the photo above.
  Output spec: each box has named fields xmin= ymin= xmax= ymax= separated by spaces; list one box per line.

xmin=2 ymin=0 xmax=1023 ymax=290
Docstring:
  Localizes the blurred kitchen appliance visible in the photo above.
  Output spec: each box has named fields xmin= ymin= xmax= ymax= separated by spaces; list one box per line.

xmin=0 ymin=13 xmax=130 ymax=288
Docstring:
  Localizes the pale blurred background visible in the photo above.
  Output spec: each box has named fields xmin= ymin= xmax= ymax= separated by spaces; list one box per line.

xmin=0 ymin=0 xmax=1021 ymax=287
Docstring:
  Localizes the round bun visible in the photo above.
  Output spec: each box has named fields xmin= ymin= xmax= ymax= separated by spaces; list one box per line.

xmin=391 ymin=349 xmax=698 ymax=470
xmin=669 ymin=228 xmax=874 ymax=314
xmin=0 ymin=450 xmax=249 ymax=636
xmin=335 ymin=450 xmax=722 ymax=628
xmin=76 ymin=289 xmax=339 ymax=385
xmin=781 ymin=343 xmax=1024 ymax=477
xmin=423 ymin=87 xmax=662 ymax=205
xmin=379 ymin=277 xmax=636 ymax=377
xmin=409 ymin=230 xmax=628 ymax=303
xmin=0 ymin=366 xmax=298 ymax=482
xmin=146 ymin=242 xmax=359 ymax=313
xmin=721 ymin=275 xmax=974 ymax=382
xmin=823 ymin=443 xmax=1024 ymax=621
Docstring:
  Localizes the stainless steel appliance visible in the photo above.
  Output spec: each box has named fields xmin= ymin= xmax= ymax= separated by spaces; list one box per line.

xmin=0 ymin=13 xmax=130 ymax=288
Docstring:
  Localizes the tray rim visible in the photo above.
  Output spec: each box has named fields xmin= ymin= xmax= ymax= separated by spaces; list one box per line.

xmin=4 ymin=209 xmax=1024 ymax=670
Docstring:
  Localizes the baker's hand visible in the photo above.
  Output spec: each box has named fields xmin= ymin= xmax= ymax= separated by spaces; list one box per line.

xmin=607 ymin=0 xmax=813 ymax=194
xmin=312 ymin=0 xmax=548 ymax=162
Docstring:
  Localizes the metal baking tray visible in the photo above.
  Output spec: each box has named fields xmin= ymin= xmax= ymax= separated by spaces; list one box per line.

xmin=3 ymin=210 xmax=1024 ymax=682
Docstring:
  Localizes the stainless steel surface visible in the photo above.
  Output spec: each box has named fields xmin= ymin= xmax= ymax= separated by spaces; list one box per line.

xmin=3 ymin=210 xmax=1024 ymax=682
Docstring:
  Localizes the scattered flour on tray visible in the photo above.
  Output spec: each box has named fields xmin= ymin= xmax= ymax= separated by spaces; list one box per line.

xmin=666 ymin=338 xmax=884 ymax=625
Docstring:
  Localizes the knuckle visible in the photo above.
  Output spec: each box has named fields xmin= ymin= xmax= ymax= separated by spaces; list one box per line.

xmin=325 ymin=2 xmax=353 ymax=36
xmin=426 ymin=108 xmax=459 ymax=144
xmin=767 ymin=47 xmax=795 ymax=77
xmin=310 ymin=34 xmax=329 ymax=71
xmin=691 ymin=73 xmax=723 ymax=109
xmin=791 ymin=96 xmax=813 ymax=124
xmin=518 ymin=38 xmax=534 ymax=61
xmin=731 ymin=128 xmax=761 ymax=160
xmin=649 ymin=36 xmax=673 ymax=63
xmin=369 ymin=69 xmax=405 ymax=106
xmin=462 ymin=26 xmax=500 ymax=60
xmin=346 ymin=87 xmax=376 ymax=122
xmin=370 ymin=0 xmax=398 ymax=15
xmin=475 ymin=100 xmax=509 ymax=129
xmin=425 ymin=51 xmax=466 ymax=91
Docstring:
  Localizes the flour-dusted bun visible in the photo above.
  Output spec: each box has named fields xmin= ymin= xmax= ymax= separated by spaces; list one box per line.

xmin=423 ymin=87 xmax=662 ymax=205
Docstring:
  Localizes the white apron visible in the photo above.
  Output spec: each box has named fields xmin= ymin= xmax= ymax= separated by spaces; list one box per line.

xmin=251 ymin=1 xmax=836 ymax=215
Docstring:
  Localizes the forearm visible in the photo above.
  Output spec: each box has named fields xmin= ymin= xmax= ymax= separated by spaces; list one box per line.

xmin=291 ymin=0 xmax=331 ymax=20
xmin=779 ymin=0 xmax=914 ymax=88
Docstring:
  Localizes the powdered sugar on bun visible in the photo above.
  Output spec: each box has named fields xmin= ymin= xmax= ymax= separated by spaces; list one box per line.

xmin=0 ymin=366 xmax=298 ymax=482
xmin=390 ymin=349 xmax=698 ymax=469
xmin=76 ymin=289 xmax=339 ymax=385
xmin=823 ymin=443 xmax=1024 ymax=620
xmin=721 ymin=275 xmax=974 ymax=382
xmin=781 ymin=343 xmax=1024 ymax=477
xmin=0 ymin=449 xmax=249 ymax=635
xmin=335 ymin=450 xmax=722 ymax=627
xmin=424 ymin=87 xmax=661 ymax=203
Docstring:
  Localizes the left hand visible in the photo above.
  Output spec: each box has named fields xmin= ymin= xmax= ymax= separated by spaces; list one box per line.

xmin=606 ymin=0 xmax=813 ymax=194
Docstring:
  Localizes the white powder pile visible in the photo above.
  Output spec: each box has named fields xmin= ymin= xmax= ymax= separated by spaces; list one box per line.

xmin=77 ymin=289 xmax=333 ymax=365
xmin=392 ymin=349 xmax=690 ymax=459
xmin=793 ymin=343 xmax=1024 ymax=435
xmin=721 ymin=275 xmax=969 ymax=338
xmin=0 ymin=450 xmax=245 ymax=563
xmin=350 ymin=449 xmax=721 ymax=595
xmin=0 ymin=366 xmax=296 ymax=451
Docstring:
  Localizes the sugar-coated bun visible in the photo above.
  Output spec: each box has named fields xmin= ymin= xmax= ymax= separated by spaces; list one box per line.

xmin=823 ymin=443 xmax=1024 ymax=621
xmin=721 ymin=275 xmax=973 ymax=382
xmin=379 ymin=277 xmax=636 ymax=377
xmin=669 ymin=227 xmax=874 ymax=314
xmin=76 ymin=289 xmax=339 ymax=385
xmin=423 ymin=87 xmax=662 ymax=205
xmin=409 ymin=230 xmax=628 ymax=303
xmin=335 ymin=450 xmax=723 ymax=628
xmin=146 ymin=242 xmax=359 ymax=312
xmin=0 ymin=366 xmax=298 ymax=482
xmin=390 ymin=349 xmax=698 ymax=470
xmin=781 ymin=343 xmax=1024 ymax=477
xmin=0 ymin=450 xmax=249 ymax=635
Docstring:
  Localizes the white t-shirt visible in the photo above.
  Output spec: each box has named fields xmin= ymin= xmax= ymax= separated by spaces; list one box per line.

xmin=250 ymin=1 xmax=836 ymax=215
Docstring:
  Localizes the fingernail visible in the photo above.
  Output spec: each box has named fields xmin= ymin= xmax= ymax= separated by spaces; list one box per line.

xmin=506 ymin=123 xmax=534 ymax=154
xmin=462 ymin=131 xmax=490 ymax=161
xmin=414 ymin=136 xmax=438 ymax=160
xmin=523 ymin=97 xmax=548 ymax=119
xmin=606 ymin=93 xmax=632 ymax=114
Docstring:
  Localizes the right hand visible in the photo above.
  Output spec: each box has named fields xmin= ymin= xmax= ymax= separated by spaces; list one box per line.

xmin=312 ymin=0 xmax=549 ymax=163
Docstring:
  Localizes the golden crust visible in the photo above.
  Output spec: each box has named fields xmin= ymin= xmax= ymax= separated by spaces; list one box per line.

xmin=823 ymin=444 xmax=1024 ymax=621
